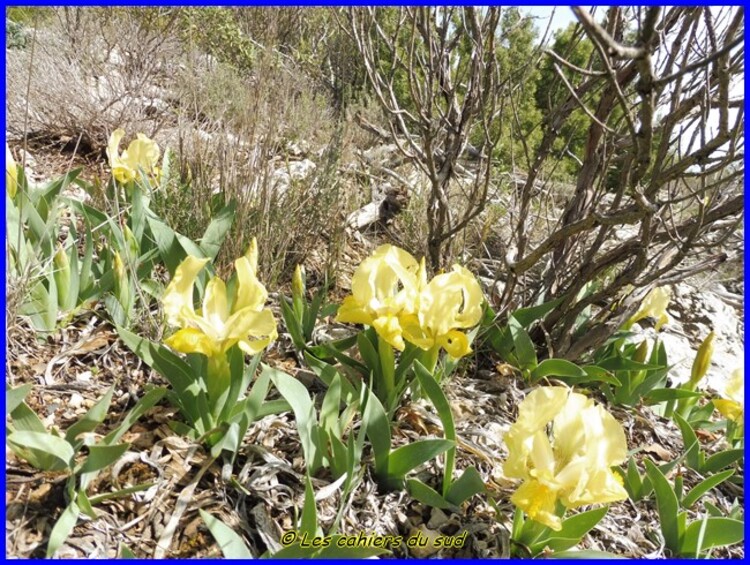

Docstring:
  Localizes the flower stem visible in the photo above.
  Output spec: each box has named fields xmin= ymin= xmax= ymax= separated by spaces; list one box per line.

xmin=422 ymin=345 xmax=441 ymax=376
xmin=206 ymin=353 xmax=231 ymax=411
xmin=377 ymin=335 xmax=395 ymax=408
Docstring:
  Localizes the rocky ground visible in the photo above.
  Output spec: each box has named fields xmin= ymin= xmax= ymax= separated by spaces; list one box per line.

xmin=5 ymin=158 xmax=745 ymax=557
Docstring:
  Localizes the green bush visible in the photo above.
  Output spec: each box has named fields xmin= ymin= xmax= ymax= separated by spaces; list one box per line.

xmin=6 ymin=18 xmax=29 ymax=49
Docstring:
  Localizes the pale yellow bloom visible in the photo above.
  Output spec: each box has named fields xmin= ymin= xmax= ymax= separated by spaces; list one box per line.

xmin=337 ymin=244 xmax=484 ymax=356
xmin=6 ymin=143 xmax=18 ymax=198
xmin=503 ymin=387 xmax=628 ymax=531
xmin=401 ymin=263 xmax=484 ymax=358
xmin=629 ymin=286 xmax=671 ymax=330
xmin=336 ymin=244 xmax=422 ymax=350
xmin=107 ymin=129 xmax=160 ymax=184
xmin=162 ymin=241 xmax=277 ymax=358
xmin=713 ymin=367 xmax=744 ymax=423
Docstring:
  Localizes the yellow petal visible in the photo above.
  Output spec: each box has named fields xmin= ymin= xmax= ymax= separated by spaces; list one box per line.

xmin=409 ymin=264 xmax=484 ymax=354
xmin=244 ymin=237 xmax=259 ymax=274
xmin=426 ymin=267 xmax=483 ymax=328
xmin=225 ymin=307 xmax=277 ymax=342
xmin=401 ymin=313 xmax=435 ymax=351
xmin=129 ymin=133 xmax=160 ymax=168
xmin=450 ymin=265 xmax=484 ymax=327
xmin=502 ymin=428 xmax=532 ymax=480
xmin=550 ymin=391 xmax=589 ymax=463
xmin=108 ymin=130 xmax=160 ymax=184
xmin=529 ymin=431 xmax=557 ymax=478
xmin=203 ymin=276 xmax=229 ymax=328
xmin=350 ymin=244 xmax=420 ymax=311
xmin=107 ymin=129 xmax=135 ymax=183
xmin=162 ymin=256 xmax=210 ymax=327
xmin=193 ymin=296 xmax=273 ymax=348
xmin=336 ymin=296 xmax=375 ymax=326
xmin=372 ymin=314 xmax=406 ymax=351
xmin=348 ymin=256 xmax=383 ymax=305
xmin=113 ymin=164 xmax=135 ymax=184
xmin=511 ymin=479 xmax=562 ymax=531
xmin=106 ymin=129 xmax=125 ymax=166
xmin=437 ymin=329 xmax=471 ymax=358
xmin=713 ymin=399 xmax=743 ymax=422
xmin=416 ymin=257 xmax=428 ymax=289
xmin=416 ymin=273 xmax=455 ymax=339
xmin=121 ymin=133 xmax=159 ymax=183
xmin=503 ymin=387 xmax=569 ymax=480
xmin=238 ymin=336 xmax=272 ymax=356
xmin=724 ymin=367 xmax=745 ymax=403
xmin=655 ymin=313 xmax=669 ymax=331
xmin=233 ymin=254 xmax=267 ymax=312
xmin=630 ymin=286 xmax=671 ymax=330
xmin=515 ymin=387 xmax=570 ymax=433
xmin=598 ymin=405 xmax=629 ymax=465
xmin=231 ymin=309 xmax=278 ymax=355
xmin=382 ymin=245 xmax=422 ymax=298
xmin=165 ymin=327 xmax=218 ymax=357
xmin=712 ymin=366 xmax=744 ymax=424
xmin=560 ymin=467 xmax=628 ymax=509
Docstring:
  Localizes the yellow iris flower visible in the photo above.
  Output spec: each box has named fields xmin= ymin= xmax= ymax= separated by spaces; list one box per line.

xmin=6 ymin=143 xmax=18 ymax=198
xmin=401 ymin=263 xmax=484 ymax=358
xmin=503 ymin=387 xmax=628 ymax=531
xmin=336 ymin=244 xmax=422 ymax=351
xmin=713 ymin=367 xmax=744 ymax=423
xmin=107 ymin=129 xmax=161 ymax=185
xmin=336 ymin=244 xmax=484 ymax=357
xmin=628 ymin=286 xmax=671 ymax=330
xmin=162 ymin=241 xmax=277 ymax=358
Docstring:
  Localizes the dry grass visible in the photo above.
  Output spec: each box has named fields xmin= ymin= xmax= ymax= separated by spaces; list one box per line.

xmin=155 ymin=46 xmax=353 ymax=285
xmin=6 ymin=8 xmax=182 ymax=152
xmin=8 ymin=7 xmax=362 ymax=288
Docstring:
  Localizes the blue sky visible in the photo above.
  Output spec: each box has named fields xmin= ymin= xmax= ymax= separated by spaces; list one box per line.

xmin=522 ymin=5 xmax=578 ymax=34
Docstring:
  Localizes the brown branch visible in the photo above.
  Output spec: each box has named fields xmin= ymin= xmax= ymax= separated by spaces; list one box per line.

xmin=573 ymin=6 xmax=645 ymax=59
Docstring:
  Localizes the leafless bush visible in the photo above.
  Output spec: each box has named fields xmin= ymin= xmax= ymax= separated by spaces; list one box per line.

xmin=347 ymin=6 xmax=743 ymax=360
xmin=494 ymin=6 xmax=744 ymax=359
xmin=6 ymin=7 xmax=181 ymax=151
xmin=347 ymin=7 xmax=509 ymax=270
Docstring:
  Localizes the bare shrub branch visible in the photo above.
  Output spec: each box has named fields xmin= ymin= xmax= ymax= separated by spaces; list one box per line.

xmin=497 ymin=6 xmax=743 ymax=359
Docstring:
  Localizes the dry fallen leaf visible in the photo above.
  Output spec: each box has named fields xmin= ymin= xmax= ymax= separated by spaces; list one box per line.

xmin=407 ymin=525 xmax=442 ymax=558
xmin=495 ymin=363 xmax=517 ymax=378
xmin=642 ymin=443 xmax=672 ymax=461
